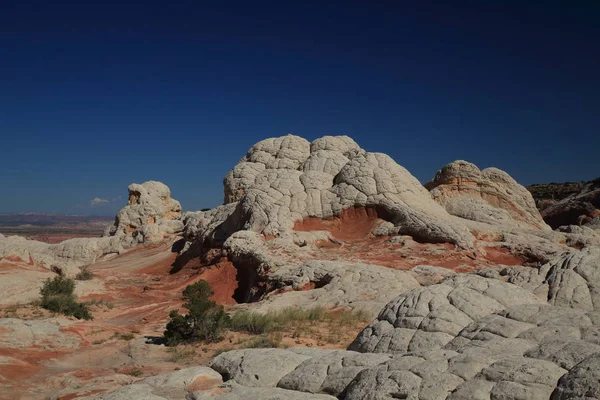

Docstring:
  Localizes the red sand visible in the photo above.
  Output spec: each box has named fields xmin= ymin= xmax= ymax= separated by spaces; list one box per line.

xmin=294 ymin=207 xmax=385 ymax=240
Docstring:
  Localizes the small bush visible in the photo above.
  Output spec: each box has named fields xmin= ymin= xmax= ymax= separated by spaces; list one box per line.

xmin=112 ymin=332 xmax=136 ymax=341
xmin=124 ymin=368 xmax=143 ymax=377
xmin=40 ymin=275 xmax=75 ymax=298
xmin=39 ymin=276 xmax=93 ymax=320
xmin=164 ymin=280 xmax=230 ymax=346
xmin=75 ymin=266 xmax=94 ymax=281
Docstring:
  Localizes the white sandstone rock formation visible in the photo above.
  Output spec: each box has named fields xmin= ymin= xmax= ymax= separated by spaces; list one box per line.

xmin=91 ymin=366 xmax=224 ymax=400
xmin=255 ymin=260 xmax=421 ymax=315
xmin=219 ymin=135 xmax=474 ymax=249
xmin=0 ymin=181 xmax=182 ymax=276
xmin=104 ymin=180 xmax=183 ymax=244
xmin=201 ymin=248 xmax=600 ymax=400
xmin=426 ymin=160 xmax=550 ymax=231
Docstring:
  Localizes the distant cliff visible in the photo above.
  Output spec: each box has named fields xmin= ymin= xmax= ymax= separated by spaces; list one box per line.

xmin=528 ymin=178 xmax=600 ymax=228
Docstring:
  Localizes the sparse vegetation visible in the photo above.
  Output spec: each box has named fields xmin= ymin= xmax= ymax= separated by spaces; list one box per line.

xmin=167 ymin=346 xmax=197 ymax=362
xmin=75 ymin=265 xmax=94 ymax=280
xmin=39 ymin=276 xmax=93 ymax=320
xmin=243 ymin=333 xmax=282 ymax=349
xmin=124 ymin=367 xmax=143 ymax=377
xmin=164 ymin=280 xmax=230 ymax=346
xmin=86 ymin=298 xmax=115 ymax=310
xmin=164 ymin=281 xmax=372 ymax=350
xmin=229 ymin=306 xmax=370 ymax=335
xmin=112 ymin=331 xmax=136 ymax=341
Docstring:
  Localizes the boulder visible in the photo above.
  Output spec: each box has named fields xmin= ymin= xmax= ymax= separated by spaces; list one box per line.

xmin=348 ymin=274 xmax=544 ymax=354
xmin=190 ymin=381 xmax=336 ymax=399
xmin=208 ymin=348 xmax=315 ymax=388
xmin=551 ymin=354 xmax=600 ymax=400
xmin=93 ymin=366 xmax=223 ymax=400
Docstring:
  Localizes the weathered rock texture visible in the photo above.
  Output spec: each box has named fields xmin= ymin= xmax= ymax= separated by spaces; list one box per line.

xmin=426 ymin=160 xmax=550 ymax=231
xmin=220 ymin=135 xmax=474 ymax=249
xmin=200 ymin=249 xmax=600 ymax=400
xmin=92 ymin=366 xmax=224 ymax=400
xmin=104 ymin=181 xmax=183 ymax=243
xmin=175 ymin=134 xmax=600 ymax=316
xmin=256 ymin=260 xmax=421 ymax=315
xmin=0 ymin=181 xmax=182 ymax=275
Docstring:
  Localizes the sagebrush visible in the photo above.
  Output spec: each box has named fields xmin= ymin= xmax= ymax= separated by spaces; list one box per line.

xmin=40 ymin=276 xmax=93 ymax=320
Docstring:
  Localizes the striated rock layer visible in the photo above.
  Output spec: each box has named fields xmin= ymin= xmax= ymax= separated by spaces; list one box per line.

xmin=426 ymin=160 xmax=550 ymax=231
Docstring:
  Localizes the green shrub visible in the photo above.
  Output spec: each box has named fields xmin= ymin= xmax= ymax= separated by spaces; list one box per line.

xmin=40 ymin=275 xmax=75 ymax=297
xmin=75 ymin=265 xmax=94 ymax=281
xmin=164 ymin=280 xmax=230 ymax=346
xmin=112 ymin=332 xmax=136 ymax=341
xmin=39 ymin=276 xmax=93 ymax=320
xmin=124 ymin=367 xmax=143 ymax=377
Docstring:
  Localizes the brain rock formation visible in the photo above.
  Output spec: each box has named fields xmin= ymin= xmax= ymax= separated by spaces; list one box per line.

xmin=220 ymin=135 xmax=474 ymax=248
xmin=426 ymin=160 xmax=550 ymax=231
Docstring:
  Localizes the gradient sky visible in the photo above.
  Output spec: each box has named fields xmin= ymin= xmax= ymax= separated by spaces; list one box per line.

xmin=1 ymin=1 xmax=599 ymax=216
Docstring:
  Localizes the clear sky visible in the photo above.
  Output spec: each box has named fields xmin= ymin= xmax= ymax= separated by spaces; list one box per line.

xmin=1 ymin=1 xmax=599 ymax=216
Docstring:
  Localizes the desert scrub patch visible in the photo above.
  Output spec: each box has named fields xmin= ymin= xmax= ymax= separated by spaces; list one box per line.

xmin=40 ymin=276 xmax=93 ymax=320
xmin=112 ymin=332 xmax=136 ymax=341
xmin=229 ymin=306 xmax=371 ymax=334
xmin=243 ymin=332 xmax=283 ymax=349
xmin=75 ymin=265 xmax=94 ymax=281
xmin=124 ymin=367 xmax=143 ymax=377
xmin=86 ymin=298 xmax=115 ymax=310
xmin=167 ymin=346 xmax=197 ymax=362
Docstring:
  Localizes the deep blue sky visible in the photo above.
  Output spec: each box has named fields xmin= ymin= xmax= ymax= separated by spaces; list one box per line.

xmin=1 ymin=1 xmax=599 ymax=215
